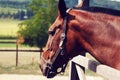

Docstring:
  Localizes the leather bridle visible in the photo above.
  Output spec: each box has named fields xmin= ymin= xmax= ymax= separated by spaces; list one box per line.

xmin=41 ymin=8 xmax=72 ymax=78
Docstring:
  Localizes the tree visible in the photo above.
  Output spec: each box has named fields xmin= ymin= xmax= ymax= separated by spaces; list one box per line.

xmin=18 ymin=0 xmax=58 ymax=49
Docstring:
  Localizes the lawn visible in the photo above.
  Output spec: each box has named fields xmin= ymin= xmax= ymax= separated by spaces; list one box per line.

xmin=0 ymin=51 xmax=41 ymax=75
xmin=0 ymin=19 xmax=21 ymax=37
xmin=0 ymin=7 xmax=18 ymax=14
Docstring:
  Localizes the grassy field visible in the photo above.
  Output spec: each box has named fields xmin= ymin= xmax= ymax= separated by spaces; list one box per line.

xmin=0 ymin=7 xmax=18 ymax=14
xmin=0 ymin=19 xmax=21 ymax=37
xmin=0 ymin=51 xmax=41 ymax=75
xmin=0 ymin=43 xmax=31 ymax=48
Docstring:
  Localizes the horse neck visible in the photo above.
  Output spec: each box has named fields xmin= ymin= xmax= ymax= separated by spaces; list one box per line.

xmin=69 ymin=10 xmax=120 ymax=69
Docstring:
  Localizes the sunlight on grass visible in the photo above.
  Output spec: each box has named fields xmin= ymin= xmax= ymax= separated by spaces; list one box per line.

xmin=0 ymin=19 xmax=21 ymax=36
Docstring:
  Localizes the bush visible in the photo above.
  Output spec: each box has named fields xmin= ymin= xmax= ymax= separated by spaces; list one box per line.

xmin=18 ymin=0 xmax=58 ymax=48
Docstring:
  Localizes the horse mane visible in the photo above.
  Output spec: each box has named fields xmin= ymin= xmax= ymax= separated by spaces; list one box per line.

xmin=73 ymin=6 xmax=120 ymax=16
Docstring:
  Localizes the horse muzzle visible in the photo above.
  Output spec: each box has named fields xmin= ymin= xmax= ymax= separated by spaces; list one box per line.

xmin=39 ymin=61 xmax=57 ymax=78
xmin=43 ymin=65 xmax=57 ymax=78
xmin=39 ymin=48 xmax=69 ymax=78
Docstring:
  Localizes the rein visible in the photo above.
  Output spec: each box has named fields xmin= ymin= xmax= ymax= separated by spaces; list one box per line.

xmin=41 ymin=8 xmax=72 ymax=78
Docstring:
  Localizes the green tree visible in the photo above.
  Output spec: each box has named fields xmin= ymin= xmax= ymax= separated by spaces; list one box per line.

xmin=18 ymin=0 xmax=58 ymax=49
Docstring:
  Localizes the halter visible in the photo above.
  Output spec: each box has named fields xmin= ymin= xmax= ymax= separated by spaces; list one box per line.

xmin=41 ymin=8 xmax=72 ymax=78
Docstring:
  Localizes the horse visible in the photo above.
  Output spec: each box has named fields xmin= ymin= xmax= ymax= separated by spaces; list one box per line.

xmin=39 ymin=0 xmax=120 ymax=78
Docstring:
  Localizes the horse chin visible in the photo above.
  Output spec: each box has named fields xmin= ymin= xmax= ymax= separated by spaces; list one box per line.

xmin=42 ymin=66 xmax=57 ymax=78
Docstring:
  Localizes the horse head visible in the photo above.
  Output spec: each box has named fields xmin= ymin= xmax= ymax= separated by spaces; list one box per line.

xmin=39 ymin=0 xmax=85 ymax=78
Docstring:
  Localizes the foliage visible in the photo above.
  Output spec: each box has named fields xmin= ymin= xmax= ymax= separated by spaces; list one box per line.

xmin=0 ymin=0 xmax=33 ymax=20
xmin=0 ymin=19 xmax=20 ymax=37
xmin=0 ymin=0 xmax=30 ymax=9
xmin=13 ymin=9 xmax=33 ymax=20
xmin=18 ymin=0 xmax=58 ymax=48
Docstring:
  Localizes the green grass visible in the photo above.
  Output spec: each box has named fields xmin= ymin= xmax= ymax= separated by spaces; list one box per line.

xmin=0 ymin=7 xmax=18 ymax=14
xmin=0 ymin=19 xmax=21 ymax=37
xmin=0 ymin=63 xmax=41 ymax=75
xmin=0 ymin=43 xmax=31 ymax=48
xmin=0 ymin=43 xmax=16 ymax=47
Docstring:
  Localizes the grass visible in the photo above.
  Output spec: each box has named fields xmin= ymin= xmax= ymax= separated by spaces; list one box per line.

xmin=0 ymin=19 xmax=21 ymax=37
xmin=0 ymin=51 xmax=41 ymax=75
xmin=0 ymin=63 xmax=41 ymax=75
xmin=0 ymin=7 xmax=18 ymax=14
xmin=0 ymin=43 xmax=31 ymax=48
xmin=0 ymin=43 xmax=16 ymax=47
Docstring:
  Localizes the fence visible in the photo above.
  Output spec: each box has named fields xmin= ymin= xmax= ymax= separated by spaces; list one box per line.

xmin=69 ymin=55 xmax=120 ymax=80
xmin=0 ymin=40 xmax=41 ymax=66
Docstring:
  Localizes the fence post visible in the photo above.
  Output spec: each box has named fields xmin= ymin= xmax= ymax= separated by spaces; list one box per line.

xmin=75 ymin=63 xmax=86 ymax=80
xmin=39 ymin=48 xmax=43 ymax=59
xmin=16 ymin=40 xmax=18 ymax=66
xmin=69 ymin=53 xmax=86 ymax=80
xmin=69 ymin=61 xmax=86 ymax=80
xmin=69 ymin=61 xmax=79 ymax=80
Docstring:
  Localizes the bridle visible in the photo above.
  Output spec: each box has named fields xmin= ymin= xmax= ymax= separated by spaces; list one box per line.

xmin=40 ymin=8 xmax=72 ymax=78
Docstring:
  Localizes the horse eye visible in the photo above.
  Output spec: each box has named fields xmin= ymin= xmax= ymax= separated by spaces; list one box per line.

xmin=48 ymin=31 xmax=55 ymax=36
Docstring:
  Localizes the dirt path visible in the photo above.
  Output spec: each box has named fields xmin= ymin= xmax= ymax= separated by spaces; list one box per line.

xmin=0 ymin=74 xmax=68 ymax=80
xmin=0 ymin=74 xmax=104 ymax=80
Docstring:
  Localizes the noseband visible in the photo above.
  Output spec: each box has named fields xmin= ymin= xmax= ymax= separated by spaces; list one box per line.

xmin=41 ymin=8 xmax=72 ymax=78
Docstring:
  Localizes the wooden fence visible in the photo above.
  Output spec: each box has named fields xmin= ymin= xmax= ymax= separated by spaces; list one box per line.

xmin=69 ymin=55 xmax=120 ymax=80
xmin=0 ymin=40 xmax=42 ymax=66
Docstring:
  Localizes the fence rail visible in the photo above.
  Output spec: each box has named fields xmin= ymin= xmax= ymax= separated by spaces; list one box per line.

xmin=0 ymin=49 xmax=41 ymax=52
xmin=0 ymin=40 xmax=41 ymax=66
xmin=69 ymin=55 xmax=120 ymax=80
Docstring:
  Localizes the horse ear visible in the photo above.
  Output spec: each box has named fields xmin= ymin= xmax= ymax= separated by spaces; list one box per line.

xmin=58 ymin=0 xmax=67 ymax=18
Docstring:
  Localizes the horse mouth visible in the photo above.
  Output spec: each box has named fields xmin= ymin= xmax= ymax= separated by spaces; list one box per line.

xmin=43 ymin=66 xmax=57 ymax=78
xmin=39 ymin=64 xmax=57 ymax=78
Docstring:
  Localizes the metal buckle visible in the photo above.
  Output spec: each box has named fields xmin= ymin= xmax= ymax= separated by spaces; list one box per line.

xmin=59 ymin=33 xmax=65 ymax=48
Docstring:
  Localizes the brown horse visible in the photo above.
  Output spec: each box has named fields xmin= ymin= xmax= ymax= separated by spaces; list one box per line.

xmin=39 ymin=0 xmax=120 ymax=78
